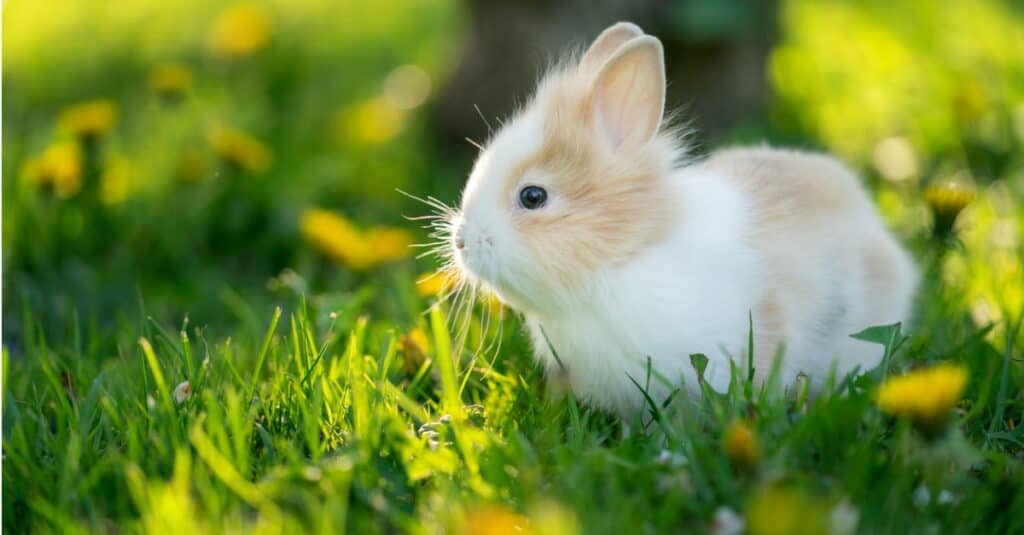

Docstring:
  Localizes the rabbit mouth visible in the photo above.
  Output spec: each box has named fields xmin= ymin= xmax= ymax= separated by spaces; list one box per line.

xmin=451 ymin=238 xmax=491 ymax=284
xmin=455 ymin=250 xmax=537 ymax=312
xmin=451 ymin=220 xmax=494 ymax=275
xmin=452 ymin=234 xmax=521 ymax=300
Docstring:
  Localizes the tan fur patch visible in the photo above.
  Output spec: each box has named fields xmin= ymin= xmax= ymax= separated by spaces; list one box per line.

xmin=705 ymin=147 xmax=861 ymax=230
xmin=500 ymin=69 xmax=676 ymax=289
xmin=704 ymin=146 xmax=911 ymax=375
xmin=755 ymin=292 xmax=787 ymax=359
xmin=862 ymin=233 xmax=905 ymax=322
xmin=864 ymin=236 xmax=895 ymax=287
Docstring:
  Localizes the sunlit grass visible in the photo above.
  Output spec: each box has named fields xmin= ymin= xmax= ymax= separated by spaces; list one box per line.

xmin=4 ymin=287 xmax=1021 ymax=532
xmin=3 ymin=0 xmax=1024 ymax=532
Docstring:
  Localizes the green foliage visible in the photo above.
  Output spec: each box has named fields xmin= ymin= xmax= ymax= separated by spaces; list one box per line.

xmin=771 ymin=0 xmax=1024 ymax=178
xmin=3 ymin=297 xmax=1022 ymax=533
xmin=2 ymin=0 xmax=463 ymax=331
xmin=3 ymin=0 xmax=1024 ymax=533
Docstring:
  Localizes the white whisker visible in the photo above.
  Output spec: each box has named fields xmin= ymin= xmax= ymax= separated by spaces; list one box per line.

xmin=403 ymin=214 xmax=445 ymax=222
xmin=399 ymin=185 xmax=507 ymax=384
xmin=473 ymin=103 xmax=494 ymax=135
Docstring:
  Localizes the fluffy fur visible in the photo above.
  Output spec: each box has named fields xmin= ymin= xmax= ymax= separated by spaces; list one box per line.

xmin=448 ymin=23 xmax=918 ymax=415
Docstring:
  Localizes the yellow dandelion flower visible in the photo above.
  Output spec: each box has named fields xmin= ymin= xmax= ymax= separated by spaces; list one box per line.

xmin=746 ymin=486 xmax=827 ymax=535
xmin=207 ymin=2 xmax=271 ymax=59
xmin=301 ymin=208 xmax=368 ymax=267
xmin=416 ymin=271 xmax=456 ymax=297
xmin=530 ymin=500 xmax=579 ymax=535
xmin=416 ymin=271 xmax=503 ymax=315
xmin=876 ymin=363 xmax=968 ymax=428
xmin=59 ymin=99 xmax=117 ymax=140
xmin=400 ymin=327 xmax=430 ymax=355
xmin=952 ymin=80 xmax=987 ymax=122
xmin=300 ymin=209 xmax=411 ymax=270
xmin=342 ymin=96 xmax=406 ymax=145
xmin=457 ymin=505 xmax=527 ymax=535
xmin=398 ymin=327 xmax=430 ymax=374
xmin=365 ymin=227 xmax=414 ymax=262
xmin=723 ymin=420 xmax=761 ymax=470
xmin=23 ymin=142 xmax=83 ymax=198
xmin=481 ymin=290 xmax=504 ymax=317
xmin=149 ymin=64 xmax=194 ymax=99
xmin=923 ymin=182 xmax=974 ymax=237
xmin=100 ymin=156 xmax=134 ymax=204
xmin=207 ymin=125 xmax=273 ymax=173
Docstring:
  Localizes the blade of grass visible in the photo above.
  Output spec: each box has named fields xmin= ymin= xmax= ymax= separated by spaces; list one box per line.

xmin=139 ymin=338 xmax=173 ymax=412
xmin=378 ymin=331 xmax=398 ymax=381
xmin=189 ymin=424 xmax=268 ymax=508
xmin=248 ymin=306 xmax=282 ymax=397
xmin=430 ymin=307 xmax=460 ymax=415
xmin=985 ymin=315 xmax=1021 ymax=449
xmin=347 ymin=317 xmax=370 ymax=441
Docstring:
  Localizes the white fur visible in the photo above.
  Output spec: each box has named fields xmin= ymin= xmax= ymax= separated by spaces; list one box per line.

xmin=451 ymin=24 xmax=918 ymax=416
xmin=523 ymin=168 xmax=758 ymax=412
xmin=455 ymin=108 xmax=549 ymax=308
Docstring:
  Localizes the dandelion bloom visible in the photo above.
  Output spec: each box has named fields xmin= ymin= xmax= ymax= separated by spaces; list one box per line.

xmin=923 ymin=182 xmax=973 ymax=236
xmin=59 ymin=99 xmax=117 ymax=140
xmin=23 ymin=142 xmax=83 ymax=198
xmin=207 ymin=2 xmax=271 ymax=58
xmin=481 ymin=291 xmax=504 ymax=316
xmin=300 ymin=208 xmax=412 ymax=270
xmin=365 ymin=227 xmax=414 ymax=262
xmin=875 ymin=363 xmax=968 ymax=428
xmin=723 ymin=420 xmax=760 ymax=470
xmin=457 ymin=505 xmax=527 ymax=535
xmin=529 ymin=501 xmax=579 ymax=535
xmin=301 ymin=209 xmax=368 ymax=267
xmin=342 ymin=97 xmax=406 ymax=145
xmin=416 ymin=271 xmax=456 ymax=297
xmin=399 ymin=327 xmax=430 ymax=374
xmin=746 ymin=486 xmax=827 ymax=535
xmin=149 ymin=64 xmax=194 ymax=99
xmin=207 ymin=125 xmax=273 ymax=173
xmin=100 ymin=156 xmax=134 ymax=205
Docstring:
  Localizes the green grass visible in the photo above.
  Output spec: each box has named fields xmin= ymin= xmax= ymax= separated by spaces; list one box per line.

xmin=4 ymin=0 xmax=1024 ymax=532
xmin=3 ymin=253 xmax=1023 ymax=533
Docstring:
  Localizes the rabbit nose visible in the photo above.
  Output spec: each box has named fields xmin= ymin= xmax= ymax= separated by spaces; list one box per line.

xmin=454 ymin=225 xmax=466 ymax=249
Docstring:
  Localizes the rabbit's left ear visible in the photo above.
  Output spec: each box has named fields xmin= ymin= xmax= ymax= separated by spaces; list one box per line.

xmin=590 ymin=35 xmax=665 ymax=152
xmin=580 ymin=22 xmax=643 ymax=72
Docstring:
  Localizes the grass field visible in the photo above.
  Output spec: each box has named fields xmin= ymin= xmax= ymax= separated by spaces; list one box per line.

xmin=3 ymin=251 xmax=1023 ymax=533
xmin=3 ymin=0 xmax=1024 ymax=533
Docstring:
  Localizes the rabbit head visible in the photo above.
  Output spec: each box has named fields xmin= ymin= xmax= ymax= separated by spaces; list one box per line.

xmin=450 ymin=23 xmax=685 ymax=313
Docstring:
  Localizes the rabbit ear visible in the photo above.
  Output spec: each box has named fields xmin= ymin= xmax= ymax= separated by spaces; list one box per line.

xmin=579 ymin=22 xmax=644 ymax=72
xmin=590 ymin=35 xmax=665 ymax=152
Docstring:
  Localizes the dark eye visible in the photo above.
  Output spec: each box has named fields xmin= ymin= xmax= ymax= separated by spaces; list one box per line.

xmin=518 ymin=185 xmax=548 ymax=210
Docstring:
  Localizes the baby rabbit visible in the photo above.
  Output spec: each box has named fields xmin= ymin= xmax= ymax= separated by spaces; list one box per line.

xmin=448 ymin=22 xmax=917 ymax=415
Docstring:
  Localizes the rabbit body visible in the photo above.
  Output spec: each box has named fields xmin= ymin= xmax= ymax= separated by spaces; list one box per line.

xmin=523 ymin=147 xmax=917 ymax=414
xmin=450 ymin=23 xmax=917 ymax=415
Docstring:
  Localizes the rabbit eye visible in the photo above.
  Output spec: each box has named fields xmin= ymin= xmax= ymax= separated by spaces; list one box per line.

xmin=518 ymin=185 xmax=548 ymax=210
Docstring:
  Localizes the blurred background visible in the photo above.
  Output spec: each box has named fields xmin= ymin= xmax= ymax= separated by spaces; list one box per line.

xmin=3 ymin=0 xmax=1023 ymax=348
